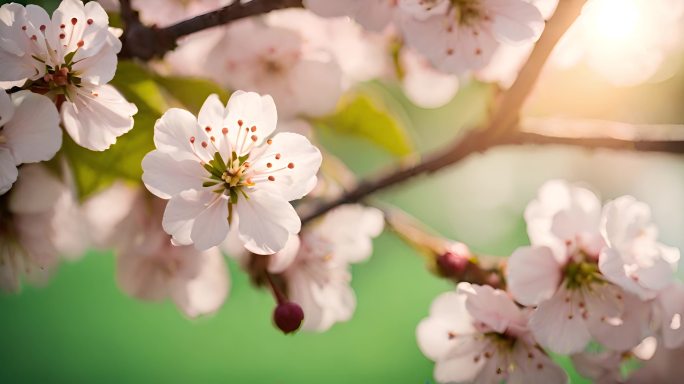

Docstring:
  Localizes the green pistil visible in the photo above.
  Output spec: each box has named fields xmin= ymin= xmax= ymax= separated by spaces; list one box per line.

xmin=451 ymin=0 xmax=484 ymax=26
xmin=564 ymin=261 xmax=602 ymax=290
xmin=204 ymin=150 xmax=252 ymax=202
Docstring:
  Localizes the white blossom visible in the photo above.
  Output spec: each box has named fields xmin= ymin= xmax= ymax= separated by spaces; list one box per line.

xmin=268 ymin=204 xmax=384 ymax=331
xmin=303 ymin=0 xmax=398 ymax=32
xmin=142 ymin=91 xmax=322 ymax=254
xmin=0 ymin=0 xmax=137 ymax=151
xmin=417 ymin=282 xmax=567 ymax=383
xmin=0 ymin=90 xmax=61 ymax=194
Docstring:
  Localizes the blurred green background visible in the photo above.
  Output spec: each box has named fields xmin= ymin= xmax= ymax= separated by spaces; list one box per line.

xmin=2 ymin=1 xmax=684 ymax=383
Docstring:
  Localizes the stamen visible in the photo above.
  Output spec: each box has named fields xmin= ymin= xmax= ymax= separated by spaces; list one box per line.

xmin=71 ymin=17 xmax=78 ymax=25
xmin=222 ymin=128 xmax=228 ymax=135
xmin=190 ymin=136 xmax=195 ymax=143
xmin=21 ymin=26 xmax=27 ymax=31
xmin=266 ymin=163 xmax=272 ymax=168
xmin=275 ymin=153 xmax=281 ymax=160
xmin=205 ymin=126 xmax=211 ymax=132
xmin=250 ymin=126 xmax=257 ymax=132
xmin=238 ymin=120 xmax=243 ymax=127
xmin=60 ymin=24 xmax=65 ymax=29
xmin=59 ymin=33 xmax=65 ymax=39
xmin=251 ymin=135 xmax=257 ymax=142
xmin=39 ymin=25 xmax=46 ymax=32
xmin=77 ymin=40 xmax=84 ymax=48
xmin=201 ymin=141 xmax=208 ymax=148
xmin=287 ymin=163 xmax=294 ymax=169
xmin=87 ymin=18 xmax=93 ymax=25
xmin=267 ymin=139 xmax=273 ymax=145
xmin=268 ymin=176 xmax=275 ymax=181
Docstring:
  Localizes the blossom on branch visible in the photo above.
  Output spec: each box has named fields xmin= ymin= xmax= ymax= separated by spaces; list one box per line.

xmin=0 ymin=90 xmax=61 ymax=195
xmin=142 ymin=91 xmax=322 ymax=254
xmin=417 ymin=282 xmax=567 ymax=383
xmin=0 ymin=0 xmax=137 ymax=151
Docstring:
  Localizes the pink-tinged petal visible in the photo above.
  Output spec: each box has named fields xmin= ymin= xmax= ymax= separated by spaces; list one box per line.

xmin=3 ymin=91 xmax=61 ymax=164
xmin=530 ymin=288 xmax=592 ymax=354
xmin=434 ymin=336 xmax=486 ymax=383
xmin=71 ymin=42 xmax=118 ymax=85
xmin=171 ymin=247 xmax=230 ymax=318
xmin=400 ymin=48 xmax=459 ymax=109
xmin=509 ymin=343 xmax=568 ymax=384
xmin=417 ymin=289 xmax=476 ymax=360
xmin=488 ymin=0 xmax=544 ymax=44
xmin=571 ymin=351 xmax=622 ymax=384
xmin=268 ymin=234 xmax=300 ymax=274
xmin=589 ymin=291 xmax=651 ymax=352
xmin=600 ymin=195 xmax=654 ymax=248
xmin=236 ymin=188 xmax=301 ymax=255
xmin=457 ymin=25 xmax=499 ymax=71
xmin=251 ymin=132 xmax=322 ymax=201
xmin=141 ymin=150 xmax=205 ymax=199
xmin=162 ymin=190 xmax=217 ymax=246
xmin=198 ymin=93 xmax=227 ymax=133
xmin=459 ymin=283 xmax=525 ymax=333
xmin=290 ymin=268 xmax=356 ymax=332
xmin=313 ymin=204 xmax=384 ymax=264
xmin=633 ymin=244 xmax=679 ymax=291
xmin=8 ymin=164 xmax=64 ymax=214
xmin=153 ymin=107 xmax=207 ymax=160
xmin=116 ymin=243 xmax=171 ymax=302
xmin=0 ymin=148 xmax=17 ymax=195
xmin=226 ymin=91 xmax=278 ymax=151
xmin=289 ymin=59 xmax=342 ymax=118
xmin=82 ymin=183 xmax=138 ymax=248
xmin=657 ymin=282 xmax=684 ymax=349
xmin=189 ymin=196 xmax=229 ymax=251
xmin=598 ymin=247 xmax=654 ymax=300
xmin=507 ymin=246 xmax=562 ymax=306
xmin=398 ymin=0 xmax=449 ymax=20
xmin=61 ymin=84 xmax=137 ymax=151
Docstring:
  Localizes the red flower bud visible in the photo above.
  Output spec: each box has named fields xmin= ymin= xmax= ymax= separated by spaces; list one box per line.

xmin=273 ymin=301 xmax=304 ymax=334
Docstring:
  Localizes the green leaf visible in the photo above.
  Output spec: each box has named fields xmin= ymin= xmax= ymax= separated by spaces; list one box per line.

xmin=314 ymin=93 xmax=414 ymax=157
xmin=62 ymin=61 xmax=166 ymax=200
xmin=154 ymin=75 xmax=230 ymax=114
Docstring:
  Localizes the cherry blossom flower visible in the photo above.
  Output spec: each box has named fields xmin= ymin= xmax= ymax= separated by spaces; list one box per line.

xmin=0 ymin=90 xmax=61 ymax=195
xmin=507 ymin=180 xmax=651 ymax=354
xmin=399 ymin=0 xmax=544 ymax=74
xmin=654 ymin=281 xmax=684 ymax=349
xmin=627 ymin=343 xmax=684 ymax=383
xmin=268 ymin=204 xmax=384 ymax=331
xmin=571 ymin=350 xmax=624 ymax=384
xmin=417 ymin=282 xmax=567 ymax=383
xmin=598 ymin=196 xmax=680 ymax=300
xmin=302 ymin=0 xmax=398 ymax=32
xmin=142 ymin=91 xmax=322 ymax=254
xmin=202 ymin=20 xmax=343 ymax=119
xmin=0 ymin=0 xmax=137 ymax=151
xmin=0 ymin=164 xmax=85 ymax=292
xmin=109 ymin=191 xmax=230 ymax=318
xmin=131 ymin=0 xmax=230 ymax=27
xmin=399 ymin=47 xmax=459 ymax=109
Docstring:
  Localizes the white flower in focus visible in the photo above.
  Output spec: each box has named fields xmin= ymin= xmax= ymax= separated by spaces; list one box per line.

xmin=0 ymin=0 xmax=137 ymax=151
xmin=142 ymin=91 xmax=322 ymax=254
xmin=112 ymin=193 xmax=230 ymax=318
xmin=0 ymin=90 xmax=61 ymax=194
xmin=398 ymin=0 xmax=544 ymax=74
xmin=417 ymin=282 xmax=567 ymax=384
xmin=507 ymin=180 xmax=650 ymax=354
xmin=598 ymin=196 xmax=680 ymax=300
xmin=0 ymin=164 xmax=83 ymax=292
xmin=399 ymin=48 xmax=459 ymax=109
xmin=268 ymin=204 xmax=384 ymax=331
xmin=303 ymin=0 xmax=398 ymax=32
xmin=203 ymin=20 xmax=343 ymax=119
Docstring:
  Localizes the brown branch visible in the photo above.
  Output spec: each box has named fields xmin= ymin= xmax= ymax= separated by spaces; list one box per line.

xmin=300 ymin=0 xmax=588 ymax=225
xmin=504 ymin=131 xmax=684 ymax=154
xmin=119 ymin=0 xmax=303 ymax=60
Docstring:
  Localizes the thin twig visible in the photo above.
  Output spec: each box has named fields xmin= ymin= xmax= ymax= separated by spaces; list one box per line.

xmin=300 ymin=0 xmax=588 ymax=225
xmin=119 ymin=0 xmax=303 ymax=60
xmin=504 ymin=131 xmax=684 ymax=154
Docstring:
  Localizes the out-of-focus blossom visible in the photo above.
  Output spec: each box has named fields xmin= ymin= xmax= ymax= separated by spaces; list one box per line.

xmin=268 ymin=204 xmax=384 ymax=331
xmin=599 ymin=196 xmax=680 ymax=300
xmin=627 ymin=343 xmax=684 ymax=383
xmin=552 ymin=0 xmax=684 ymax=86
xmin=109 ymin=191 xmax=230 ymax=318
xmin=202 ymin=20 xmax=342 ymax=119
xmin=399 ymin=0 xmax=544 ymax=75
xmin=507 ymin=180 xmax=654 ymax=354
xmin=0 ymin=90 xmax=61 ymax=195
xmin=142 ymin=91 xmax=322 ymax=254
xmin=654 ymin=281 xmax=684 ymax=349
xmin=417 ymin=282 xmax=567 ymax=383
xmin=132 ymin=0 xmax=230 ymax=27
xmin=0 ymin=0 xmax=137 ymax=151
xmin=0 ymin=164 xmax=86 ymax=292
xmin=399 ymin=48 xmax=459 ymax=108
xmin=266 ymin=9 xmax=388 ymax=87
xmin=303 ymin=0 xmax=398 ymax=32
xmin=571 ymin=350 xmax=624 ymax=384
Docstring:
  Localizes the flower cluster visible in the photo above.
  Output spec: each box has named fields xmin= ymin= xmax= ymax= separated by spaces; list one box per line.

xmin=418 ymin=180 xmax=683 ymax=383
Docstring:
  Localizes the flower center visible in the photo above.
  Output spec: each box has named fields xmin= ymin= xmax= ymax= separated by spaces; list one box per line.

xmin=564 ymin=260 xmax=602 ymax=290
xmin=202 ymin=149 xmax=254 ymax=204
xmin=450 ymin=0 xmax=486 ymax=26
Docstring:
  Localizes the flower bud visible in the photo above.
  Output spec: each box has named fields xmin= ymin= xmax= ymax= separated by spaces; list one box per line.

xmin=436 ymin=242 xmax=470 ymax=277
xmin=273 ymin=301 xmax=304 ymax=334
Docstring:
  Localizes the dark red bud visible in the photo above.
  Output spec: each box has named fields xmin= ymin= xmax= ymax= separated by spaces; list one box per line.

xmin=273 ymin=301 xmax=304 ymax=334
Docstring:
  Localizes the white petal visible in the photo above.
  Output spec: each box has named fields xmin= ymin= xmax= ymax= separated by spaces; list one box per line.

xmin=657 ymin=282 xmax=684 ymax=349
xmin=153 ymin=107 xmax=210 ymax=161
xmin=400 ymin=48 xmax=459 ymax=109
xmin=459 ymin=283 xmax=525 ymax=333
xmin=588 ymin=291 xmax=651 ymax=351
xmin=507 ymin=246 xmax=562 ymax=306
xmin=226 ymin=91 xmax=278 ymax=150
xmin=251 ymin=132 xmax=322 ymax=201
xmin=3 ymin=91 xmax=61 ymax=164
xmin=8 ymin=163 xmax=64 ymax=213
xmin=530 ymin=288 xmax=592 ymax=354
xmin=0 ymin=89 xmax=14 ymax=124
xmin=598 ymin=247 xmax=654 ymax=300
xmin=0 ymin=147 xmax=17 ymax=195
xmin=600 ymin=195 xmax=653 ymax=248
xmin=171 ymin=247 xmax=230 ymax=318
xmin=489 ymin=0 xmax=544 ymax=44
xmin=510 ymin=343 xmax=568 ymax=384
xmin=162 ymin=190 xmax=218 ymax=247
xmin=189 ymin=196 xmax=230 ymax=251
xmin=61 ymin=84 xmax=137 ymax=151
xmin=268 ymin=234 xmax=301 ymax=273
xmin=289 ymin=59 xmax=343 ymax=118
xmin=141 ymin=150 xmax=205 ymax=199
xmin=313 ymin=204 xmax=384 ymax=264
xmin=434 ymin=337 xmax=486 ymax=383
xmin=236 ymin=188 xmax=301 ymax=255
